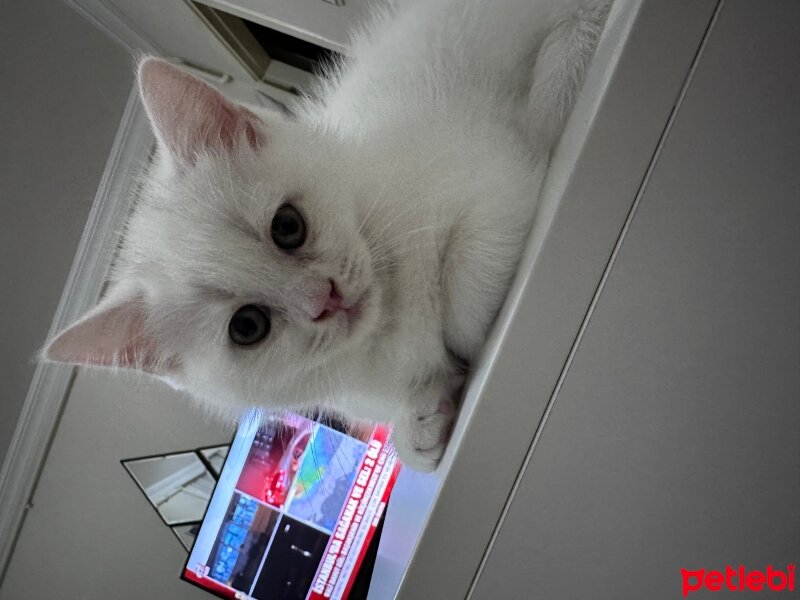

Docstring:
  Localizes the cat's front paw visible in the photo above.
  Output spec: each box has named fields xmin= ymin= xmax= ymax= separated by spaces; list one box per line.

xmin=391 ymin=390 xmax=457 ymax=473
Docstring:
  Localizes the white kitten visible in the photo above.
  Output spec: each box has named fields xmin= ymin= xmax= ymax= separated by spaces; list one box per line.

xmin=45 ymin=0 xmax=610 ymax=471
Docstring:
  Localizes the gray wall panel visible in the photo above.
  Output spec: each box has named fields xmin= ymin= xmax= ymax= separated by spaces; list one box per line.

xmin=0 ymin=370 xmax=231 ymax=600
xmin=472 ymin=1 xmax=800 ymax=598
xmin=0 ymin=0 xmax=133 ymax=465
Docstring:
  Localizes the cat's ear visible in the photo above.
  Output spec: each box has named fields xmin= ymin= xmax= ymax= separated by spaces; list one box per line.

xmin=137 ymin=57 xmax=264 ymax=165
xmin=43 ymin=295 xmax=176 ymax=375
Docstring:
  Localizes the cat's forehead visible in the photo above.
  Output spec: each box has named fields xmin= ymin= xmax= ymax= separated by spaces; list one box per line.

xmin=149 ymin=124 xmax=341 ymax=209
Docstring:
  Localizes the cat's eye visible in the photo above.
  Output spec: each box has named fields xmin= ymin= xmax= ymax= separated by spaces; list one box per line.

xmin=271 ymin=204 xmax=307 ymax=251
xmin=229 ymin=305 xmax=270 ymax=346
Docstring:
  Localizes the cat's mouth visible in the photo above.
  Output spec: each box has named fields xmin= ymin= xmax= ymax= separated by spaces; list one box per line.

xmin=314 ymin=288 xmax=370 ymax=333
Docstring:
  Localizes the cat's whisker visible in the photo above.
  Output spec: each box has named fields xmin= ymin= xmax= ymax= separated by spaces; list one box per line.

xmin=358 ymin=174 xmax=395 ymax=236
xmin=370 ymin=224 xmax=447 ymax=256
xmin=314 ymin=373 xmax=334 ymax=497
xmin=357 ymin=182 xmax=386 ymax=235
xmin=361 ymin=199 xmax=422 ymax=248
xmin=368 ymin=235 xmax=443 ymax=269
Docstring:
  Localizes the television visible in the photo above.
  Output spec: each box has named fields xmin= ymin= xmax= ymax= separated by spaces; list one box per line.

xmin=182 ymin=410 xmax=401 ymax=600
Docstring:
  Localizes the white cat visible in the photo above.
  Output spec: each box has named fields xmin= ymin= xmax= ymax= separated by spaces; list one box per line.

xmin=45 ymin=0 xmax=610 ymax=471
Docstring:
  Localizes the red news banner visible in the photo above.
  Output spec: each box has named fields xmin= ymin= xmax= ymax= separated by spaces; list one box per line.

xmin=309 ymin=426 xmax=401 ymax=600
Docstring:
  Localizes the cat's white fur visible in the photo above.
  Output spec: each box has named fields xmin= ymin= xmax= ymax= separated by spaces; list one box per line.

xmin=45 ymin=0 xmax=610 ymax=471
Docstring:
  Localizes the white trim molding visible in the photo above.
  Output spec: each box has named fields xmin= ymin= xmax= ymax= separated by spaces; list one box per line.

xmin=0 ymin=86 xmax=153 ymax=580
xmin=61 ymin=0 xmax=160 ymax=53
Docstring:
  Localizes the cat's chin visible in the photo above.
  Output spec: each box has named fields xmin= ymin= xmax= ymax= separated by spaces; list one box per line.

xmin=324 ymin=286 xmax=380 ymax=353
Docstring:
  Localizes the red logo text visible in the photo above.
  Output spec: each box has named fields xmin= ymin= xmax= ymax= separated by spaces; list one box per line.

xmin=681 ymin=565 xmax=795 ymax=596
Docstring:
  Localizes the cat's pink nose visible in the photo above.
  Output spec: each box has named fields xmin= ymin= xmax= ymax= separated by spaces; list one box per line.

xmin=313 ymin=279 xmax=344 ymax=321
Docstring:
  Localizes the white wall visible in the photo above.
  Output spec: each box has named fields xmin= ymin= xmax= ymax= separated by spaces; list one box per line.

xmin=472 ymin=1 xmax=800 ymax=596
xmin=0 ymin=0 xmax=134 ymax=464
xmin=0 ymin=370 xmax=231 ymax=599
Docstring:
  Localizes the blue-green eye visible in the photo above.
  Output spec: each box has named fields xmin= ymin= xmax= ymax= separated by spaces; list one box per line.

xmin=229 ymin=305 xmax=270 ymax=346
xmin=271 ymin=204 xmax=306 ymax=251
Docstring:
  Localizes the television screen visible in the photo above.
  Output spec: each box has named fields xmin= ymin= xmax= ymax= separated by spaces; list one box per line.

xmin=182 ymin=411 xmax=400 ymax=600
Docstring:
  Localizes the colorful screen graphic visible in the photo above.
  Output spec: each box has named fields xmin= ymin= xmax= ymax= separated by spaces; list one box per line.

xmin=183 ymin=412 xmax=400 ymax=600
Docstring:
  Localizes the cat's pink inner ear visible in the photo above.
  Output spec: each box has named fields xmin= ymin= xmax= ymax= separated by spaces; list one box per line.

xmin=138 ymin=57 xmax=264 ymax=164
xmin=44 ymin=298 xmax=173 ymax=374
